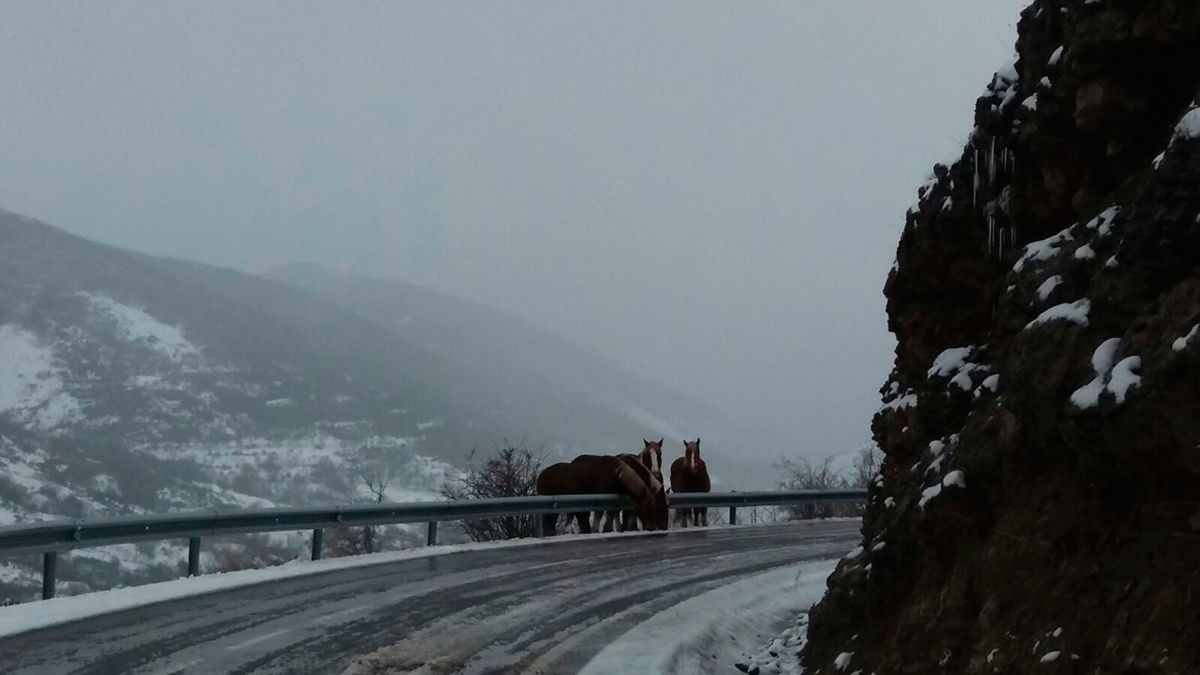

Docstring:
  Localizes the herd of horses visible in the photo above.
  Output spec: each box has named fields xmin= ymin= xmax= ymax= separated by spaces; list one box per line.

xmin=535 ymin=438 xmax=712 ymax=536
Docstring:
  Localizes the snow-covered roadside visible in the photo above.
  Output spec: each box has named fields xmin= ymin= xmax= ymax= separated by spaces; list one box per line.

xmin=578 ymin=559 xmax=837 ymax=675
xmin=0 ymin=528 xmax=667 ymax=640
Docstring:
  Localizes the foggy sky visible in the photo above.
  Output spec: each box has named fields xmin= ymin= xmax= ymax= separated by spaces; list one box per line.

xmin=0 ymin=2 xmax=1028 ymax=461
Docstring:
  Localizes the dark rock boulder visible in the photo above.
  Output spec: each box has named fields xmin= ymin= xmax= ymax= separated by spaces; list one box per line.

xmin=802 ymin=1 xmax=1200 ymax=673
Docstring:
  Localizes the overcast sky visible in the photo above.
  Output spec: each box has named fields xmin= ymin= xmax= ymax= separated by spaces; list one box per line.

xmin=0 ymin=2 xmax=1027 ymax=461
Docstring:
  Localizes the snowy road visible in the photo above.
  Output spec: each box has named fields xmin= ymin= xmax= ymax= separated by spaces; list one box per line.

xmin=0 ymin=521 xmax=858 ymax=674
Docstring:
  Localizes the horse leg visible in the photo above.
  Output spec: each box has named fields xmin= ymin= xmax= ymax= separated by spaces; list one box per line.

xmin=575 ymin=511 xmax=591 ymax=534
xmin=622 ymin=511 xmax=639 ymax=531
xmin=698 ymin=507 xmax=708 ymax=527
xmin=591 ymin=511 xmax=603 ymax=532
xmin=604 ymin=511 xmax=617 ymax=532
xmin=674 ymin=508 xmax=688 ymax=528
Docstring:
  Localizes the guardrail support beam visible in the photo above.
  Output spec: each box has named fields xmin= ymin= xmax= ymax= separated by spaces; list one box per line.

xmin=729 ymin=506 xmax=738 ymax=526
xmin=311 ymin=528 xmax=324 ymax=561
xmin=42 ymin=551 xmax=57 ymax=600
xmin=187 ymin=537 xmax=201 ymax=577
xmin=533 ymin=513 xmax=545 ymax=538
xmin=426 ymin=521 xmax=438 ymax=547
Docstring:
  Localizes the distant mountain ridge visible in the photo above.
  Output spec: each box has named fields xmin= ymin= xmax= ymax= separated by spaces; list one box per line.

xmin=0 ymin=207 xmax=753 ymax=597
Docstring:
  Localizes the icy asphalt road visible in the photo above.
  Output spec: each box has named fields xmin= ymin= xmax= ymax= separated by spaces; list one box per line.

xmin=0 ymin=520 xmax=859 ymax=675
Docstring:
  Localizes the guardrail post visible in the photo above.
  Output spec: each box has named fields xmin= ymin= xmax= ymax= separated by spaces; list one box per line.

xmin=426 ymin=521 xmax=438 ymax=547
xmin=187 ymin=537 xmax=201 ymax=577
xmin=729 ymin=506 xmax=738 ymax=526
xmin=311 ymin=528 xmax=324 ymax=561
xmin=42 ymin=551 xmax=57 ymax=600
xmin=533 ymin=513 xmax=544 ymax=538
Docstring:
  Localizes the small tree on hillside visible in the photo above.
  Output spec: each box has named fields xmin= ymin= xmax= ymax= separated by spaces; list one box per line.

xmin=441 ymin=443 xmax=543 ymax=542
xmin=328 ymin=443 xmax=401 ymax=556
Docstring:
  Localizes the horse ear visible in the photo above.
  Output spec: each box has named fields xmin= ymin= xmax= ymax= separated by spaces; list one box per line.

xmin=643 ymin=438 xmax=649 ymax=446
xmin=657 ymin=438 xmax=663 ymax=446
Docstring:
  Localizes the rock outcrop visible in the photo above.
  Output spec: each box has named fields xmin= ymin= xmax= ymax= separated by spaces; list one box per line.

xmin=802 ymin=1 xmax=1200 ymax=672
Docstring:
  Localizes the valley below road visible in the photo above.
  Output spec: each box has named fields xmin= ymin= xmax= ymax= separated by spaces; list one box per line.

xmin=0 ymin=521 xmax=858 ymax=674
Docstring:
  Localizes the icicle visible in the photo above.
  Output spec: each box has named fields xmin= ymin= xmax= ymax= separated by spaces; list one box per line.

xmin=989 ymin=137 xmax=997 ymax=187
xmin=973 ymin=147 xmax=980 ymax=207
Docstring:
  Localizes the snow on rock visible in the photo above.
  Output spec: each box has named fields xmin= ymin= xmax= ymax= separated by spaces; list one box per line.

xmin=909 ymin=176 xmax=942 ymax=215
xmin=942 ymin=470 xmax=967 ymax=490
xmin=1040 ymin=651 xmax=1062 ymax=663
xmin=1036 ymin=276 xmax=1063 ymax=302
xmin=1013 ymin=226 xmax=1074 ymax=272
xmin=1173 ymin=324 xmax=1199 ymax=352
xmin=919 ymin=484 xmax=942 ymax=509
xmin=928 ymin=347 xmax=974 ymax=378
xmin=927 ymin=347 xmax=992 ymax=392
xmin=1047 ymin=46 xmax=1064 ymax=66
xmin=79 ymin=293 xmax=202 ymax=363
xmin=1074 ymin=244 xmax=1096 ymax=260
xmin=1070 ymin=338 xmax=1141 ymax=409
xmin=833 ymin=651 xmax=855 ymax=671
xmin=1108 ymin=357 xmax=1142 ymax=404
xmin=1021 ymin=94 xmax=1039 ymax=111
xmin=1025 ymin=299 xmax=1090 ymax=330
xmin=1174 ymin=106 xmax=1200 ymax=141
xmin=1085 ymin=206 xmax=1120 ymax=237
xmin=880 ymin=391 xmax=918 ymax=413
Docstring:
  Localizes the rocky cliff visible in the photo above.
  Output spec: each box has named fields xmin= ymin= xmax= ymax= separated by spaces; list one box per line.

xmin=802 ymin=1 xmax=1200 ymax=672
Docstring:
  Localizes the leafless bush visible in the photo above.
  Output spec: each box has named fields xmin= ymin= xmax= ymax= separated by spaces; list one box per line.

xmin=441 ymin=443 xmax=543 ymax=541
xmin=776 ymin=453 xmax=869 ymax=520
xmin=211 ymin=535 xmax=297 ymax=573
xmin=851 ymin=444 xmax=884 ymax=488
xmin=325 ymin=524 xmax=415 ymax=558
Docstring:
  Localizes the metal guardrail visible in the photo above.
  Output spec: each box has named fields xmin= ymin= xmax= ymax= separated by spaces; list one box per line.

xmin=0 ymin=490 xmax=866 ymax=600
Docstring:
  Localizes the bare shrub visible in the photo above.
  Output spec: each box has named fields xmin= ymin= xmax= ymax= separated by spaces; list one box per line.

xmin=325 ymin=524 xmax=415 ymax=558
xmin=776 ymin=455 xmax=863 ymax=520
xmin=211 ymin=535 xmax=297 ymax=573
xmin=441 ymin=443 xmax=543 ymax=542
xmin=851 ymin=444 xmax=884 ymax=488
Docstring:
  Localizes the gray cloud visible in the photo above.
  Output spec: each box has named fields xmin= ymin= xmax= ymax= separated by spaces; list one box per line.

xmin=0 ymin=1 xmax=1028 ymax=460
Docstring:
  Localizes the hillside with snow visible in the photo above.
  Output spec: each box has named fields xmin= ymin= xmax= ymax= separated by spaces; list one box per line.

xmin=0 ymin=210 xmax=740 ymax=599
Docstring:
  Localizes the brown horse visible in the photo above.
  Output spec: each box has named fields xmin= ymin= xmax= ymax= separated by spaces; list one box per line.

xmin=536 ymin=453 xmax=668 ymax=536
xmin=669 ymin=438 xmax=710 ymax=527
xmin=640 ymin=438 xmax=664 ymax=482
xmin=617 ymin=439 xmax=664 ymax=531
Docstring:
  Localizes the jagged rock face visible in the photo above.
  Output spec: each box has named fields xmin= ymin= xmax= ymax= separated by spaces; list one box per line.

xmin=802 ymin=2 xmax=1200 ymax=673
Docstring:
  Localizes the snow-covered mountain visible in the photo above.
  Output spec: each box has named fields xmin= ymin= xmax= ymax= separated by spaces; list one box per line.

xmin=0 ymin=208 xmax=741 ymax=597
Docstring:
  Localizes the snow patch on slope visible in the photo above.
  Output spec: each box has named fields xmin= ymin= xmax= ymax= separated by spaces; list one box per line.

xmin=0 ymin=324 xmax=83 ymax=430
xmin=79 ymin=293 xmax=202 ymax=363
